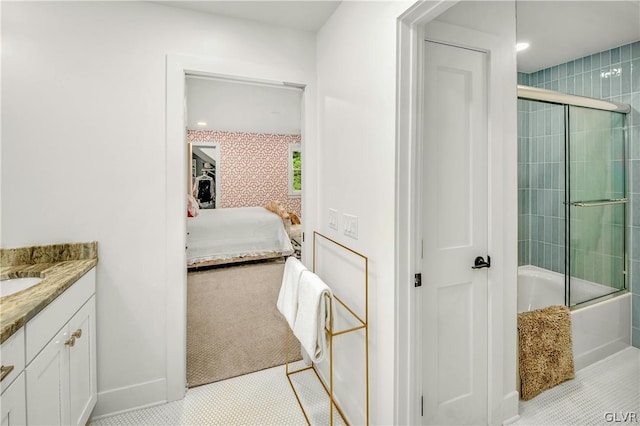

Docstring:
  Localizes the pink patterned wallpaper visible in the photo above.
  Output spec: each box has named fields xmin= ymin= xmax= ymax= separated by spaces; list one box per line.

xmin=187 ymin=130 xmax=302 ymax=220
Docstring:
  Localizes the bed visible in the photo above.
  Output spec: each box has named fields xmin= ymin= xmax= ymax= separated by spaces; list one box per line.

xmin=187 ymin=206 xmax=294 ymax=268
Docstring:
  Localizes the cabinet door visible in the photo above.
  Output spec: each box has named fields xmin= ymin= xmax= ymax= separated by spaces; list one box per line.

xmin=68 ymin=297 xmax=96 ymax=426
xmin=1 ymin=372 xmax=26 ymax=426
xmin=26 ymin=328 xmax=70 ymax=426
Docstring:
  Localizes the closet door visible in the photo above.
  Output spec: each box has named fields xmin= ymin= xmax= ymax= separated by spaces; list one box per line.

xmin=421 ymin=40 xmax=488 ymax=425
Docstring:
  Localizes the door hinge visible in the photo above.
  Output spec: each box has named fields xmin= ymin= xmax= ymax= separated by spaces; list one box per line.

xmin=421 ymin=395 xmax=424 ymax=416
xmin=414 ymin=273 xmax=422 ymax=287
xmin=302 ymin=232 xmax=305 ymax=242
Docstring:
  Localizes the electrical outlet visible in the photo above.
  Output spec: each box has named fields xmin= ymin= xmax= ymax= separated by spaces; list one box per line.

xmin=343 ymin=214 xmax=358 ymax=239
xmin=328 ymin=208 xmax=338 ymax=230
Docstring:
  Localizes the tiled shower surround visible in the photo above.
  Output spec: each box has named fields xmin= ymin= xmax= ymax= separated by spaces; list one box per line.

xmin=517 ymin=41 xmax=640 ymax=348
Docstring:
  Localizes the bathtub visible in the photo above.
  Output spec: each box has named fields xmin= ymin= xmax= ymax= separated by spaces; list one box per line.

xmin=518 ymin=265 xmax=631 ymax=370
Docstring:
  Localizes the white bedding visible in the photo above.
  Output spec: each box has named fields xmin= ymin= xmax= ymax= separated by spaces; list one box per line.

xmin=187 ymin=207 xmax=293 ymax=266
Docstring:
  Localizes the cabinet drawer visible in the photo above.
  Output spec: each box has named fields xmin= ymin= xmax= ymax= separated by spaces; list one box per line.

xmin=26 ymin=268 xmax=95 ymax=364
xmin=0 ymin=327 xmax=25 ymax=393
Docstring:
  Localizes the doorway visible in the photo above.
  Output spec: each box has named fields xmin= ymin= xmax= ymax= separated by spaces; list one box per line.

xmin=184 ymin=75 xmax=304 ymax=388
xmin=395 ymin=2 xmax=519 ymax=425
xmin=165 ymin=55 xmax=315 ymax=403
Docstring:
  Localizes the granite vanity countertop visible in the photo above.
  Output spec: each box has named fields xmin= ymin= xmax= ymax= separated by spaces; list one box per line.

xmin=0 ymin=242 xmax=97 ymax=344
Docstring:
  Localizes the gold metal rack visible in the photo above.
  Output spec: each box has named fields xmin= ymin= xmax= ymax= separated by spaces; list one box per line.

xmin=285 ymin=231 xmax=369 ymax=426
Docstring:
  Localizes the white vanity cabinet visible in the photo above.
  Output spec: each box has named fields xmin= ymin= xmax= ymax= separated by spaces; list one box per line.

xmin=1 ymin=314 xmax=26 ymax=426
xmin=1 ymin=373 xmax=26 ymax=426
xmin=0 ymin=266 xmax=96 ymax=426
xmin=26 ymin=297 xmax=96 ymax=426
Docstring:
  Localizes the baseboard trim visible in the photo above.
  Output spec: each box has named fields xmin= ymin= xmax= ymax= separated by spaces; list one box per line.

xmin=502 ymin=390 xmax=520 ymax=424
xmin=90 ymin=378 xmax=168 ymax=420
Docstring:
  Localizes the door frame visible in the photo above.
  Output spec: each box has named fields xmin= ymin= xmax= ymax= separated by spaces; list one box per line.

xmin=165 ymin=54 xmax=315 ymax=402
xmin=394 ymin=3 xmax=519 ymax=425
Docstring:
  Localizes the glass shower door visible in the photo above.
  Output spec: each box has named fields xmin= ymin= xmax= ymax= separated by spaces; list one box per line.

xmin=566 ymin=106 xmax=627 ymax=307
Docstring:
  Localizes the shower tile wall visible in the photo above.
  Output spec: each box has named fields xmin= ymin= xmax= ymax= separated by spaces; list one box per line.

xmin=518 ymin=41 xmax=640 ymax=348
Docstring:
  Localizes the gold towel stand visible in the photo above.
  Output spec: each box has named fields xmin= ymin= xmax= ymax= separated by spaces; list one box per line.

xmin=285 ymin=231 xmax=369 ymax=426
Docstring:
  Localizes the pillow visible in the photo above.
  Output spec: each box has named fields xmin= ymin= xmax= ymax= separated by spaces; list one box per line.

xmin=187 ymin=195 xmax=200 ymax=218
xmin=264 ymin=201 xmax=289 ymax=220
xmin=288 ymin=212 xmax=301 ymax=225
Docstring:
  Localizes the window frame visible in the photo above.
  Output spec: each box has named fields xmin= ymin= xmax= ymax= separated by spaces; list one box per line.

xmin=288 ymin=143 xmax=302 ymax=197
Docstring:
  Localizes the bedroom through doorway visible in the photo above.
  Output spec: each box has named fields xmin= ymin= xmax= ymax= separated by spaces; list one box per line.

xmin=184 ymin=75 xmax=304 ymax=388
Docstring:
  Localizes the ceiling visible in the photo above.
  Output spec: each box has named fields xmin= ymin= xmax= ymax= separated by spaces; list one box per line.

xmin=156 ymin=1 xmax=640 ymax=73
xmin=157 ymin=0 xmax=341 ymax=32
xmin=516 ymin=1 xmax=640 ymax=73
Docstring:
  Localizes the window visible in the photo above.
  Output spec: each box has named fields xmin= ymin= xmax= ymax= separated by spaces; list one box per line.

xmin=288 ymin=144 xmax=301 ymax=197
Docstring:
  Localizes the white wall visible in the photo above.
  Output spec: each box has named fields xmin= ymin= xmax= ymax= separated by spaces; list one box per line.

xmin=186 ymin=77 xmax=303 ymax=134
xmin=1 ymin=1 xmax=316 ymax=416
xmin=316 ymin=2 xmax=413 ymax=424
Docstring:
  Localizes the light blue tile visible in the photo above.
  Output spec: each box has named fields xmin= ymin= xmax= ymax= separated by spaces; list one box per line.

xmin=592 ymin=53 xmax=601 ymax=70
xmin=611 ymin=70 xmax=621 ymax=97
xmin=592 ymin=70 xmax=602 ymax=98
xmin=568 ymin=60 xmax=575 ymax=76
xmin=631 ymin=260 xmax=640 ymax=294
xmin=632 ymin=59 xmax=640 ymax=94
xmin=518 ymin=72 xmax=525 ymax=85
xmin=633 ymin=93 xmax=640 ymax=128
xmin=575 ymin=73 xmax=584 ymax=96
xmin=631 ymin=161 xmax=640 ymax=198
xmin=551 ymin=66 xmax=559 ymax=81
xmin=633 ymin=295 xmax=640 ymax=329
xmin=602 ymin=50 xmax=611 ymax=66
xmin=612 ymin=47 xmax=621 ymax=64
xmin=574 ymin=58 xmax=583 ymax=74
xmin=633 ymin=226 xmax=640 ymax=263
xmin=544 ymin=68 xmax=551 ymax=83
xmin=567 ymin=75 xmax=575 ymax=94
xmin=621 ymin=44 xmax=631 ymax=62
xmin=622 ymin=61 xmax=632 ymax=95
xmin=630 ymin=126 xmax=640 ymax=160
xmin=583 ymin=55 xmax=592 ymax=72
xmin=633 ymin=327 xmax=640 ymax=349
xmin=544 ymin=243 xmax=553 ymax=270
xmin=559 ymin=63 xmax=567 ymax=78
xmin=583 ymin=72 xmax=592 ymax=97
xmin=559 ymin=77 xmax=567 ymax=93
xmin=632 ymin=41 xmax=640 ymax=60
xmin=602 ymin=69 xmax=611 ymax=98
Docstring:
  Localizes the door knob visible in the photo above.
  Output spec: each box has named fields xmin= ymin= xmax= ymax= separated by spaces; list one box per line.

xmin=472 ymin=256 xmax=491 ymax=269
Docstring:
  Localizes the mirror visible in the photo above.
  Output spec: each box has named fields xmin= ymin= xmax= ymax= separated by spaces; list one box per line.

xmin=191 ymin=143 xmax=220 ymax=209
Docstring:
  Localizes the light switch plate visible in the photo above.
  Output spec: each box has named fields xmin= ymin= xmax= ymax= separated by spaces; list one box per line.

xmin=328 ymin=208 xmax=338 ymax=230
xmin=343 ymin=214 xmax=358 ymax=239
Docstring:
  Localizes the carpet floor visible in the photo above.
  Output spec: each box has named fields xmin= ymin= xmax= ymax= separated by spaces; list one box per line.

xmin=187 ymin=260 xmax=302 ymax=388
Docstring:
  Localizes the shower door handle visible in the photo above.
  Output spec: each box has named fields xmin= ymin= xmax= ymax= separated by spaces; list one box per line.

xmin=472 ymin=256 xmax=490 ymax=269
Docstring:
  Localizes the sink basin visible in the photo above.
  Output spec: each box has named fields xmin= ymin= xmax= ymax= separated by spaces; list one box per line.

xmin=1 ymin=277 xmax=44 ymax=297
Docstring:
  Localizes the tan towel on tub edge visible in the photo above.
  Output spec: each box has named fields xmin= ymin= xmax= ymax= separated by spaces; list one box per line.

xmin=517 ymin=305 xmax=575 ymax=401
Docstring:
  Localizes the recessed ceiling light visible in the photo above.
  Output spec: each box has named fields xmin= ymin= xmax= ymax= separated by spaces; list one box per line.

xmin=516 ymin=42 xmax=530 ymax=52
xmin=197 ymin=121 xmax=207 ymax=126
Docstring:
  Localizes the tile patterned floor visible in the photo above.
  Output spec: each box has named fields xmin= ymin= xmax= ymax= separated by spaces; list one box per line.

xmin=92 ymin=347 xmax=640 ymax=425
xmin=513 ymin=347 xmax=640 ymax=425
xmin=90 ymin=361 xmax=345 ymax=426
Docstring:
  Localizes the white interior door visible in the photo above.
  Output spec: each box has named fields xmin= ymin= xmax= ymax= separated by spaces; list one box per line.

xmin=421 ymin=40 xmax=488 ymax=425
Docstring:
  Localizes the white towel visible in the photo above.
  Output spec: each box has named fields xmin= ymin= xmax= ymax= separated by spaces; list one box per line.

xmin=276 ymin=256 xmax=307 ymax=329
xmin=293 ymin=270 xmax=333 ymax=363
